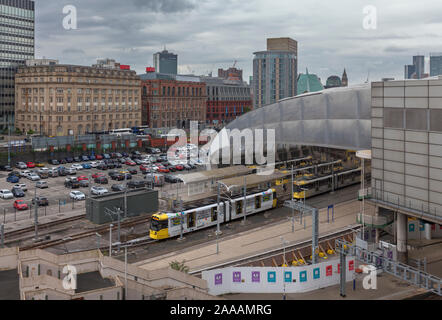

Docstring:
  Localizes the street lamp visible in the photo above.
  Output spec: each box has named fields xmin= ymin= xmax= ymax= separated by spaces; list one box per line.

xmin=109 ymin=223 xmax=114 ymax=257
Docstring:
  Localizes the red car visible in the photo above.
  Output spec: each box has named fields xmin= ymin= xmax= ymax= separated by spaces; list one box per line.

xmin=92 ymin=173 xmax=105 ymax=179
xmin=14 ymin=200 xmax=28 ymax=211
xmin=26 ymin=162 xmax=35 ymax=168
xmin=96 ymin=154 xmax=103 ymax=160
xmin=157 ymin=165 xmax=170 ymax=173
xmin=77 ymin=175 xmax=89 ymax=181
xmin=174 ymin=164 xmax=184 ymax=171
xmin=125 ymin=160 xmax=136 ymax=166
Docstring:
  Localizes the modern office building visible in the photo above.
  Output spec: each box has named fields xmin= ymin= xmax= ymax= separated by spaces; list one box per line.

xmin=252 ymin=37 xmax=298 ymax=108
xmin=370 ymin=77 xmax=442 ymax=261
xmin=0 ymin=0 xmax=35 ymax=130
xmin=405 ymin=55 xmax=425 ymax=79
xmin=153 ymin=49 xmax=178 ymax=75
xmin=430 ymin=53 xmax=442 ymax=77
xmin=140 ymin=71 xmax=206 ymax=129
xmin=201 ymin=76 xmax=252 ymax=125
xmin=14 ymin=59 xmax=141 ymax=136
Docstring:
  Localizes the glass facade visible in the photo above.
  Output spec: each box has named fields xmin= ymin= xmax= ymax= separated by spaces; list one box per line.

xmin=0 ymin=0 xmax=35 ymax=129
xmin=430 ymin=54 xmax=442 ymax=77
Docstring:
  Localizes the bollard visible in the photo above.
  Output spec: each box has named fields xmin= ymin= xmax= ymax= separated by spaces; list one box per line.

xmin=3 ymin=208 xmax=5 ymax=224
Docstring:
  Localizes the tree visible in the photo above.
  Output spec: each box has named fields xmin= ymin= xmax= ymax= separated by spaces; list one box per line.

xmin=15 ymin=128 xmax=22 ymax=135
xmin=27 ymin=129 xmax=35 ymax=135
xmin=169 ymin=260 xmax=190 ymax=273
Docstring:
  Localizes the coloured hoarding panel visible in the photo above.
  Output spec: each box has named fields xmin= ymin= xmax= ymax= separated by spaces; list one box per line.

xmin=267 ymin=271 xmax=276 ymax=283
xmin=233 ymin=271 xmax=241 ymax=283
xmin=313 ymin=268 xmax=320 ymax=279
xmin=252 ymin=271 xmax=260 ymax=283
xmin=349 ymin=260 xmax=354 ymax=271
xmin=215 ymin=273 xmax=222 ymax=285
xmin=326 ymin=265 xmax=333 ymax=277
xmin=300 ymin=271 xmax=307 ymax=282
xmin=284 ymin=271 xmax=292 ymax=283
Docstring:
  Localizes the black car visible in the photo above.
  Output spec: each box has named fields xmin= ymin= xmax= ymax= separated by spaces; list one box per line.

xmin=11 ymin=187 xmax=25 ymax=197
xmin=59 ymin=159 xmax=67 ymax=164
xmin=111 ymin=184 xmax=127 ymax=192
xmin=65 ymin=157 xmax=74 ymax=163
xmin=0 ymin=165 xmax=13 ymax=171
xmin=106 ymin=162 xmax=116 ymax=169
xmin=32 ymin=197 xmax=49 ymax=206
xmin=113 ymin=173 xmax=125 ymax=181
xmin=113 ymin=161 xmax=122 ymax=168
xmin=81 ymin=155 xmax=89 ymax=161
xmin=94 ymin=176 xmax=108 ymax=184
xmin=108 ymin=170 xmax=119 ymax=178
xmin=8 ymin=171 xmax=21 ymax=177
xmin=97 ymin=163 xmax=108 ymax=170
xmin=64 ymin=178 xmax=80 ymax=189
xmin=79 ymin=180 xmax=89 ymax=188
xmin=183 ymin=164 xmax=192 ymax=171
xmin=165 ymin=175 xmax=180 ymax=183
xmin=131 ymin=150 xmax=141 ymax=156
xmin=128 ymin=168 xmax=137 ymax=175
xmin=74 ymin=156 xmax=81 ymax=162
xmin=127 ymin=180 xmax=147 ymax=189
xmin=121 ymin=152 xmax=129 ymax=157
xmin=49 ymin=159 xmax=59 ymax=165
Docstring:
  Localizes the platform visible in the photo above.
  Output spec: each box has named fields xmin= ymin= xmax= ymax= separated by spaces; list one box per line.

xmin=135 ymin=200 xmax=373 ymax=272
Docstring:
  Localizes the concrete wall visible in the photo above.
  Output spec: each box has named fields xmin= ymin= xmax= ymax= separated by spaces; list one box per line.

xmin=202 ymin=258 xmax=355 ymax=296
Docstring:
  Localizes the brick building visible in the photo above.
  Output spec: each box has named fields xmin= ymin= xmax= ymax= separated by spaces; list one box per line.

xmin=140 ymin=72 xmax=206 ymax=129
xmin=201 ymin=76 xmax=252 ymax=126
xmin=14 ymin=59 xmax=141 ymax=136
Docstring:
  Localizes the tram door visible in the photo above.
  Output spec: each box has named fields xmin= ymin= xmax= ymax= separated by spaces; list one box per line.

xmin=187 ymin=211 xmax=196 ymax=228
xmin=255 ymin=196 xmax=261 ymax=209
xmin=236 ymin=201 xmax=243 ymax=215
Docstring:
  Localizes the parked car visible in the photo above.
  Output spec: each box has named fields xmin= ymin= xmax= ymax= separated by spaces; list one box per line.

xmin=90 ymin=161 xmax=99 ymax=168
xmin=128 ymin=168 xmax=138 ymax=175
xmin=81 ymin=155 xmax=89 ymax=161
xmin=13 ymin=183 xmax=27 ymax=192
xmin=0 ymin=189 xmax=14 ymax=199
xmin=16 ymin=162 xmax=27 ymax=169
xmin=97 ymin=163 xmax=108 ymax=170
xmin=32 ymin=197 xmax=49 ymax=206
xmin=64 ymin=177 xmax=80 ymax=189
xmin=111 ymin=184 xmax=126 ymax=192
xmin=36 ymin=181 xmax=48 ymax=189
xmin=59 ymin=159 xmax=67 ymax=164
xmin=71 ymin=164 xmax=83 ymax=170
xmin=127 ymin=180 xmax=147 ymax=189
xmin=77 ymin=175 xmax=89 ymax=181
xmin=88 ymin=155 xmax=96 ymax=161
xmin=94 ymin=176 xmax=108 ymax=184
xmin=13 ymin=200 xmax=28 ymax=210
xmin=108 ymin=171 xmax=119 ymax=179
xmin=125 ymin=159 xmax=136 ymax=166
xmin=27 ymin=173 xmax=40 ymax=181
xmin=11 ymin=187 xmax=25 ymax=197
xmin=91 ymin=186 xmax=108 ymax=195
xmin=48 ymin=168 xmax=59 ymax=177
xmin=157 ymin=165 xmax=170 ymax=173
xmin=70 ymin=191 xmax=85 ymax=200
xmin=7 ymin=175 xmax=20 ymax=183
xmin=35 ymin=162 xmax=45 ymax=167
xmin=26 ymin=162 xmax=36 ymax=168
xmin=121 ymin=152 xmax=129 ymax=157
xmin=103 ymin=154 xmax=111 ymax=160
xmin=20 ymin=170 xmax=31 ymax=177
xmin=49 ymin=159 xmax=59 ymax=165
xmin=73 ymin=156 xmax=82 ymax=162
xmin=82 ymin=163 xmax=92 ymax=169
xmin=92 ymin=172 xmax=105 ymax=179
xmin=57 ymin=167 xmax=67 ymax=176
xmin=165 ymin=175 xmax=181 ymax=184
xmin=79 ymin=180 xmax=89 ymax=188
xmin=66 ymin=168 xmax=77 ymax=175
xmin=65 ymin=157 xmax=74 ymax=163
xmin=0 ymin=165 xmax=13 ymax=171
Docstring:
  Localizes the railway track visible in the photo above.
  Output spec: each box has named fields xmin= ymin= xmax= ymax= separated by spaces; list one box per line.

xmin=20 ymin=215 xmax=152 ymax=251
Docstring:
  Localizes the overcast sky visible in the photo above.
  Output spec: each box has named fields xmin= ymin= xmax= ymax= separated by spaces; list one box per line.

xmin=34 ymin=0 xmax=442 ymax=85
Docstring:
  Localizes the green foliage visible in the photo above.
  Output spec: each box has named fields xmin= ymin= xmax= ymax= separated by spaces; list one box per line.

xmin=169 ymin=260 xmax=190 ymax=273
xmin=15 ymin=128 xmax=22 ymax=135
xmin=27 ymin=129 xmax=35 ymax=135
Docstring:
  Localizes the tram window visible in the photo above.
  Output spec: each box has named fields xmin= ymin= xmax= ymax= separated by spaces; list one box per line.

xmin=211 ymin=207 xmax=217 ymax=221
xmin=188 ymin=212 xmax=196 ymax=228
xmin=236 ymin=201 xmax=243 ymax=214
xmin=150 ymin=219 xmax=168 ymax=231
xmin=255 ymin=196 xmax=261 ymax=209
xmin=273 ymin=191 xmax=277 ymax=200
xmin=316 ymin=182 xmax=319 ymax=191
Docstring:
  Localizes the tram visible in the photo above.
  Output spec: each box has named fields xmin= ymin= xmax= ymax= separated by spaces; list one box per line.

xmin=150 ymin=189 xmax=277 ymax=240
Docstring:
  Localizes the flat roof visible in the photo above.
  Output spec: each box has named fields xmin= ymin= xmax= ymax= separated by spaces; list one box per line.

xmin=218 ymin=171 xmax=287 ymax=192
xmin=176 ymin=166 xmax=253 ymax=184
xmin=90 ymin=189 xmax=157 ymax=202
xmin=0 ymin=269 xmax=20 ymax=300
xmin=76 ymin=271 xmax=114 ymax=293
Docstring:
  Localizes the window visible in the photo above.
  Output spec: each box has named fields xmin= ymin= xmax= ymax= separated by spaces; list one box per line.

xmin=430 ymin=109 xmax=442 ymax=132
xmin=384 ymin=108 xmax=404 ymax=129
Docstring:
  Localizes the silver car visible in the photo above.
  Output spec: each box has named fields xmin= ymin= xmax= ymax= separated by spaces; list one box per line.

xmin=27 ymin=174 xmax=41 ymax=181
xmin=0 ymin=189 xmax=13 ymax=199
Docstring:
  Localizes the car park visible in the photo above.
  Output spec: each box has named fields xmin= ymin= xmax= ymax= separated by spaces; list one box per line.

xmin=16 ymin=162 xmax=27 ymax=169
xmin=32 ymin=197 xmax=49 ymax=206
xmin=7 ymin=175 xmax=20 ymax=183
xmin=13 ymin=200 xmax=28 ymax=210
xmin=36 ymin=181 xmax=48 ymax=189
xmin=0 ymin=189 xmax=13 ymax=199
xmin=12 ymin=187 xmax=25 ymax=197
xmin=13 ymin=183 xmax=27 ymax=192
xmin=70 ymin=191 xmax=85 ymax=200
xmin=94 ymin=176 xmax=108 ymax=184
xmin=91 ymin=186 xmax=108 ymax=195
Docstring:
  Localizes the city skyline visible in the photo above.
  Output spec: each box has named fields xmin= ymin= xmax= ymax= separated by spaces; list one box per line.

xmin=33 ymin=0 xmax=442 ymax=85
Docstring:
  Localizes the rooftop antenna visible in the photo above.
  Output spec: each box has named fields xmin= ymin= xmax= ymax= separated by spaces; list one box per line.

xmin=365 ymin=70 xmax=370 ymax=83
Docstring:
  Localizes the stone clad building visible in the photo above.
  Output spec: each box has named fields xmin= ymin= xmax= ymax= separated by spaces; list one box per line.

xmin=14 ymin=59 xmax=141 ymax=136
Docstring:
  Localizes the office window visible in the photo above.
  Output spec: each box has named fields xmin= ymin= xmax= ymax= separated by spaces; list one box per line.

xmin=406 ymin=109 xmax=427 ymax=131
xmin=384 ymin=108 xmax=404 ymax=129
xmin=430 ymin=109 xmax=442 ymax=132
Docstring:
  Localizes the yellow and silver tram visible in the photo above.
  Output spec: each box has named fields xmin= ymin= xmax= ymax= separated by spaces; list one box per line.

xmin=150 ymin=189 xmax=277 ymax=240
xmin=293 ymin=167 xmax=361 ymax=199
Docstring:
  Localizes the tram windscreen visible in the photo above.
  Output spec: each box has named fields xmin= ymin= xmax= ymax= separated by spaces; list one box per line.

xmin=150 ymin=219 xmax=168 ymax=231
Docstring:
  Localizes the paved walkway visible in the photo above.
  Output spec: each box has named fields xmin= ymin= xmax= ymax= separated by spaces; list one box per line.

xmin=136 ymin=200 xmax=374 ymax=272
xmin=2 ymin=207 xmax=85 ymax=234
